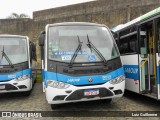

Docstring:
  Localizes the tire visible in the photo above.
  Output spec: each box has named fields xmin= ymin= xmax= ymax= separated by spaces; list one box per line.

xmin=51 ymin=104 xmax=60 ymax=110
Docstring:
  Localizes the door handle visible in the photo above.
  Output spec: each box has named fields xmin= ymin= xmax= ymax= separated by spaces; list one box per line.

xmin=140 ymin=56 xmax=149 ymax=68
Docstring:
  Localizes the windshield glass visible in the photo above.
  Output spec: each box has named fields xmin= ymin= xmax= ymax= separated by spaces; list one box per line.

xmin=48 ymin=25 xmax=119 ymax=63
xmin=0 ymin=37 xmax=27 ymax=65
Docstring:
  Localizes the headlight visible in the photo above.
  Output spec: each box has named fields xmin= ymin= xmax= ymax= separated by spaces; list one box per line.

xmin=109 ymin=75 xmax=125 ymax=85
xmin=47 ymin=80 xmax=70 ymax=89
xmin=16 ymin=75 xmax=30 ymax=81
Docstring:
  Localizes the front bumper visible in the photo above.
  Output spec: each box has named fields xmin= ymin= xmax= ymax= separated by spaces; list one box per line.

xmin=46 ymin=80 xmax=125 ymax=104
xmin=0 ymin=78 xmax=32 ymax=93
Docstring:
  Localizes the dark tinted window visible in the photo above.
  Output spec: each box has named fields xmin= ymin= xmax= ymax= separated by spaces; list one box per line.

xmin=119 ymin=34 xmax=137 ymax=55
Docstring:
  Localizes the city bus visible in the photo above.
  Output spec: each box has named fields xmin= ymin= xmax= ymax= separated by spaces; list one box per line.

xmin=0 ymin=35 xmax=37 ymax=95
xmin=38 ymin=22 xmax=125 ymax=109
xmin=112 ymin=7 xmax=160 ymax=99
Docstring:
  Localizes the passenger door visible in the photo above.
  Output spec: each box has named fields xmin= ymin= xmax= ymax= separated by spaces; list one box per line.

xmin=138 ymin=20 xmax=159 ymax=98
xmin=156 ymin=19 xmax=160 ymax=99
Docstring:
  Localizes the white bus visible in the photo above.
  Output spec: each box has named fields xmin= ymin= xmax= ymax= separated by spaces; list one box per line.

xmin=0 ymin=35 xmax=37 ymax=95
xmin=113 ymin=7 xmax=160 ymax=99
xmin=38 ymin=22 xmax=125 ymax=109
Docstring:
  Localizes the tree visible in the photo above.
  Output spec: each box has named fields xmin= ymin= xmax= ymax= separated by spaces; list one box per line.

xmin=7 ymin=13 xmax=30 ymax=19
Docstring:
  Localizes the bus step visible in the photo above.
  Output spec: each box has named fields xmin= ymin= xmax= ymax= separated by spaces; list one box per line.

xmin=140 ymin=90 xmax=149 ymax=94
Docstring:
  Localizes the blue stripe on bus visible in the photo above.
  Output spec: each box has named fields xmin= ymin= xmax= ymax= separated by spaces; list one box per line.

xmin=124 ymin=65 xmax=160 ymax=84
xmin=43 ymin=67 xmax=124 ymax=86
xmin=123 ymin=65 xmax=139 ymax=80
xmin=157 ymin=66 xmax=160 ymax=84
xmin=0 ymin=69 xmax=31 ymax=81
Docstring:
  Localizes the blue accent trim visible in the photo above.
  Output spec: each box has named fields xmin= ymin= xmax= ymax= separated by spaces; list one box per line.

xmin=0 ymin=69 xmax=31 ymax=81
xmin=157 ymin=66 xmax=160 ymax=84
xmin=124 ymin=65 xmax=139 ymax=80
xmin=44 ymin=67 xmax=124 ymax=86
xmin=124 ymin=65 xmax=160 ymax=84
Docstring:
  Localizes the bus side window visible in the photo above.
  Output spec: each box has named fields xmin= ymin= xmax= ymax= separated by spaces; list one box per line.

xmin=128 ymin=35 xmax=137 ymax=53
xmin=140 ymin=37 xmax=147 ymax=56
xmin=119 ymin=35 xmax=137 ymax=55
xmin=119 ymin=37 xmax=128 ymax=54
xmin=158 ymin=22 xmax=160 ymax=56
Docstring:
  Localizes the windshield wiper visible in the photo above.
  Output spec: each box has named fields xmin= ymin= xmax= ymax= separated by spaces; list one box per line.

xmin=69 ymin=36 xmax=83 ymax=68
xmin=86 ymin=35 xmax=107 ymax=65
xmin=0 ymin=45 xmax=14 ymax=68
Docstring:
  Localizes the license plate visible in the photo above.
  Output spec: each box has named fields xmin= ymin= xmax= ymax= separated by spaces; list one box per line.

xmin=84 ymin=89 xmax=99 ymax=96
xmin=0 ymin=85 xmax=5 ymax=90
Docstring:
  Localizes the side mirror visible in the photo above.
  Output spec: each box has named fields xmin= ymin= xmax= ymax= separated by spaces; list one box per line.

xmin=30 ymin=42 xmax=37 ymax=61
xmin=32 ymin=44 xmax=37 ymax=61
xmin=32 ymin=44 xmax=36 ymax=52
xmin=38 ymin=31 xmax=45 ymax=46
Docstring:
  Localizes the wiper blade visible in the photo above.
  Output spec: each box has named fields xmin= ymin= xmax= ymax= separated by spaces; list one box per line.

xmin=1 ymin=45 xmax=14 ymax=68
xmin=86 ymin=35 xmax=107 ymax=65
xmin=69 ymin=36 xmax=83 ymax=68
xmin=0 ymin=46 xmax=4 ymax=65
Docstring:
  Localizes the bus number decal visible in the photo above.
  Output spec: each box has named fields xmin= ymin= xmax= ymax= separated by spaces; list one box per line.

xmin=102 ymin=75 xmax=111 ymax=80
xmin=8 ymin=75 xmax=16 ymax=79
xmin=67 ymin=78 xmax=80 ymax=83
xmin=61 ymin=55 xmax=71 ymax=61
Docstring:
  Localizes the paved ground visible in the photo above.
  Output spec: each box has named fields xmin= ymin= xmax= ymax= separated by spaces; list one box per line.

xmin=0 ymin=83 xmax=160 ymax=120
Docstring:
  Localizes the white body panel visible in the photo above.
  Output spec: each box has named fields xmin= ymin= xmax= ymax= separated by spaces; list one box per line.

xmin=158 ymin=85 xmax=160 ymax=99
xmin=125 ymin=78 xmax=139 ymax=93
xmin=121 ymin=55 xmax=139 ymax=93
xmin=156 ymin=53 xmax=160 ymax=99
xmin=46 ymin=80 xmax=125 ymax=104
xmin=121 ymin=55 xmax=139 ymax=65
xmin=0 ymin=78 xmax=32 ymax=93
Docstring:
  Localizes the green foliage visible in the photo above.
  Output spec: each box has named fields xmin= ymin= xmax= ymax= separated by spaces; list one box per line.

xmin=36 ymin=74 xmax=42 ymax=83
xmin=7 ymin=13 xmax=30 ymax=19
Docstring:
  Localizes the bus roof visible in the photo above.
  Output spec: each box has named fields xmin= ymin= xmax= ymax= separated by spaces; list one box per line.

xmin=0 ymin=34 xmax=28 ymax=39
xmin=47 ymin=22 xmax=107 ymax=27
xmin=112 ymin=7 xmax=160 ymax=32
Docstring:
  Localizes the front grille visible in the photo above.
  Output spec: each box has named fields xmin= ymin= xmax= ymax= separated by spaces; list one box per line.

xmin=66 ymin=88 xmax=113 ymax=101
xmin=74 ymin=83 xmax=104 ymax=87
xmin=0 ymin=61 xmax=29 ymax=74
xmin=0 ymin=84 xmax=18 ymax=91
xmin=0 ymin=69 xmax=19 ymax=74
xmin=48 ymin=57 xmax=122 ymax=76
xmin=63 ymin=67 xmax=112 ymax=75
